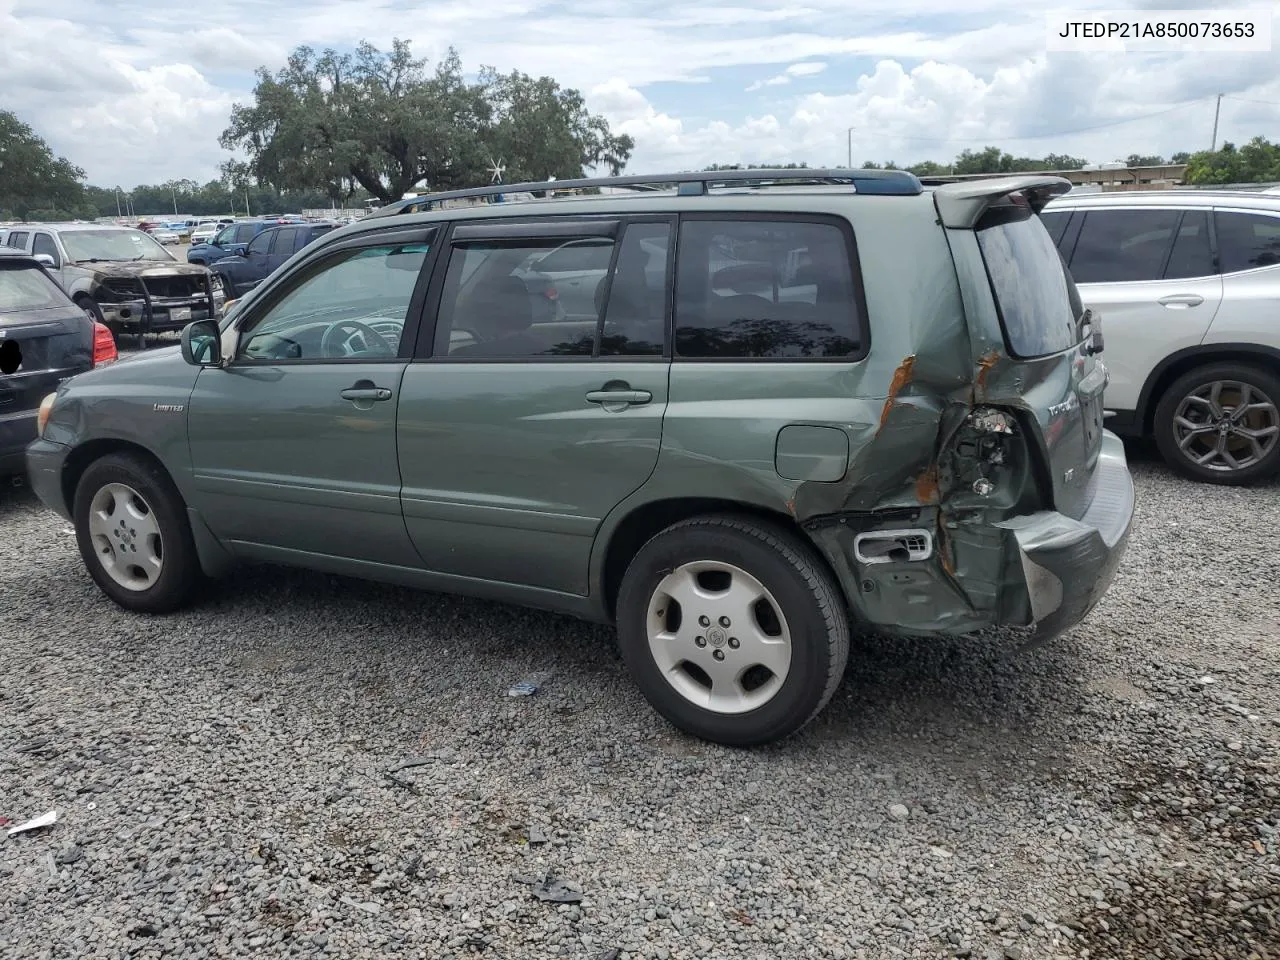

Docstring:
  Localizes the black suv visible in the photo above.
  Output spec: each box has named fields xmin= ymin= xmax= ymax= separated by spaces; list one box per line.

xmin=210 ymin=222 xmax=338 ymax=297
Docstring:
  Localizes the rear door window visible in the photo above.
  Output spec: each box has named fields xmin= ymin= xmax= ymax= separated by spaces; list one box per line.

xmin=1214 ymin=211 xmax=1280 ymax=272
xmin=1162 ymin=211 xmax=1214 ymax=279
xmin=975 ymin=202 xmax=1080 ymax=359
xmin=8 ymin=231 xmax=29 ymax=249
xmin=1067 ymin=209 xmax=1180 ymax=283
xmin=673 ymin=219 xmax=864 ymax=359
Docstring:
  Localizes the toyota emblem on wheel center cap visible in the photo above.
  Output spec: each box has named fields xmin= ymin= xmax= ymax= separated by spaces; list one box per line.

xmin=706 ymin=627 xmax=727 ymax=647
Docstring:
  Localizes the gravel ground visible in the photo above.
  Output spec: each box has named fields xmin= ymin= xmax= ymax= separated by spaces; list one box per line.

xmin=2 ymin=448 xmax=1278 ymax=960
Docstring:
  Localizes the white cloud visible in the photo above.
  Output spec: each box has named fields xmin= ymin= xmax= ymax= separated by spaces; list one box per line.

xmin=2 ymin=0 xmax=1279 ymax=186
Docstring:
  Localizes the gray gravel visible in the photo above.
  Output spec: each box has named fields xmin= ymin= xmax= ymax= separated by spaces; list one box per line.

xmin=2 ymin=447 xmax=1279 ymax=960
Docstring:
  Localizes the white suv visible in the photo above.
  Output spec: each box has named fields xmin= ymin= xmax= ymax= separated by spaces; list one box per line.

xmin=1041 ymin=190 xmax=1280 ymax=485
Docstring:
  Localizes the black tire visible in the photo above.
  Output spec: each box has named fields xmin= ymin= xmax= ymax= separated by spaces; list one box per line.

xmin=1153 ymin=362 xmax=1280 ymax=486
xmin=74 ymin=295 xmax=105 ymax=325
xmin=72 ymin=452 xmax=203 ymax=613
xmin=615 ymin=514 xmax=850 ymax=747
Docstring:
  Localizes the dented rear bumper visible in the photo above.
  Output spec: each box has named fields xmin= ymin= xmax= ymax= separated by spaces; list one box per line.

xmin=807 ymin=430 xmax=1134 ymax=642
xmin=995 ymin=430 xmax=1133 ymax=643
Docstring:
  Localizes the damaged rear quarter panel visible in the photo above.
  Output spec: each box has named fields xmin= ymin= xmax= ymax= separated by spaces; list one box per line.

xmin=615 ymin=194 xmax=1007 ymax=634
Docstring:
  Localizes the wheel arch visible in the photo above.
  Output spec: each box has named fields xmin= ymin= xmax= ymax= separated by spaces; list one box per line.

xmin=593 ymin=496 xmax=837 ymax=622
xmin=62 ymin=438 xmax=171 ymax=516
xmin=1136 ymin=343 xmax=1280 ymax=436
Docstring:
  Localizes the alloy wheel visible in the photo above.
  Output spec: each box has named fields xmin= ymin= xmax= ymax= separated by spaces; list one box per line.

xmin=1171 ymin=379 xmax=1280 ymax=473
xmin=645 ymin=560 xmax=792 ymax=714
xmin=86 ymin=482 xmax=164 ymax=591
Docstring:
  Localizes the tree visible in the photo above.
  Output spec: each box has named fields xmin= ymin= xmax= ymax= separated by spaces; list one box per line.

xmin=906 ymin=160 xmax=949 ymax=176
xmin=1125 ymin=153 xmax=1165 ymax=167
xmin=221 ymin=39 xmax=634 ymax=203
xmin=1184 ymin=137 xmax=1280 ymax=185
xmin=1042 ymin=153 xmax=1087 ymax=170
xmin=0 ymin=110 xmax=92 ymax=220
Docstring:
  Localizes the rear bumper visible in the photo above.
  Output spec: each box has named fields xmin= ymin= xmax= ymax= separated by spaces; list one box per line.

xmin=0 ymin=409 xmax=38 ymax=476
xmin=24 ymin=437 xmax=72 ymax=519
xmin=995 ymin=429 xmax=1135 ymax=642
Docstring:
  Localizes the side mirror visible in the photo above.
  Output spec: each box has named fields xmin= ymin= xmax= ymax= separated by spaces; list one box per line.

xmin=34 ymin=254 xmax=56 ymax=268
xmin=180 ymin=319 xmax=222 ymax=366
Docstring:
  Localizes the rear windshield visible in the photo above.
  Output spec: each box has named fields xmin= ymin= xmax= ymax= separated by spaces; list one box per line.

xmin=0 ymin=262 xmax=73 ymax=311
xmin=976 ymin=203 xmax=1080 ymax=358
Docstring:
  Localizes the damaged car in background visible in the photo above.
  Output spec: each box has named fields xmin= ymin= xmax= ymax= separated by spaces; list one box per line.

xmin=24 ymin=169 xmax=1134 ymax=747
xmin=5 ymin=224 xmax=224 ymax=346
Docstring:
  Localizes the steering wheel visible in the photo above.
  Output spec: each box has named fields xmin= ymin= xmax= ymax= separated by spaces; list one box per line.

xmin=320 ymin=319 xmax=396 ymax=358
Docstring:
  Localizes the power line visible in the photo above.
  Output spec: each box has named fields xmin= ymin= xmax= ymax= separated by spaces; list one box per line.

xmin=1222 ymin=95 xmax=1280 ymax=107
xmin=877 ymin=97 xmax=1212 ymax=144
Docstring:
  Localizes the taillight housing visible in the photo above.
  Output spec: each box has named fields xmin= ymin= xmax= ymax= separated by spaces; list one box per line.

xmin=92 ymin=322 xmax=118 ymax=367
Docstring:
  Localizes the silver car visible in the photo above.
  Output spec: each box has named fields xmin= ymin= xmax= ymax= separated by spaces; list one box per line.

xmin=1041 ymin=189 xmax=1280 ymax=485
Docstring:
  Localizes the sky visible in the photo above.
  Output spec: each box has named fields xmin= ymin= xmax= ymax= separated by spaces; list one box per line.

xmin=1 ymin=0 xmax=1278 ymax=188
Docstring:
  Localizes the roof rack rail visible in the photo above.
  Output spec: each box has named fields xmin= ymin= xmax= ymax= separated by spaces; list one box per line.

xmin=366 ymin=167 xmax=924 ymax=218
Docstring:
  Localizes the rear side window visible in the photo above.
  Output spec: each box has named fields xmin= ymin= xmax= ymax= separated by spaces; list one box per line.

xmin=976 ymin=203 xmax=1079 ymax=359
xmin=1068 ymin=209 xmax=1181 ymax=283
xmin=0 ymin=263 xmax=73 ymax=310
xmin=674 ymin=219 xmax=863 ymax=359
xmin=7 ymin=231 xmax=29 ymax=249
xmin=1215 ymin=211 xmax=1280 ymax=272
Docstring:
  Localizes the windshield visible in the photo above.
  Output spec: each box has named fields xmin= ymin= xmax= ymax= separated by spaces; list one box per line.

xmin=0 ymin=263 xmax=74 ymax=311
xmin=61 ymin=229 xmax=175 ymax=263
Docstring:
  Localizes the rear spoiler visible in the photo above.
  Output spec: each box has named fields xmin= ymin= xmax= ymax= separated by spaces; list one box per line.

xmin=929 ymin=176 xmax=1073 ymax=229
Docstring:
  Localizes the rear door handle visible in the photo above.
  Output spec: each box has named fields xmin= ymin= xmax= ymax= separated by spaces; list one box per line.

xmin=341 ymin=385 xmax=393 ymax=402
xmin=1158 ymin=294 xmax=1204 ymax=307
xmin=585 ymin=389 xmax=652 ymax=405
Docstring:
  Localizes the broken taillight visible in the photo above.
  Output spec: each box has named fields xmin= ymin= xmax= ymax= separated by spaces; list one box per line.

xmin=92 ymin=322 xmax=118 ymax=367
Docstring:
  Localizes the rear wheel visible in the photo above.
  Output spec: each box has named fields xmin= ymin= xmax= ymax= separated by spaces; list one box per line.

xmin=615 ymin=515 xmax=849 ymax=747
xmin=1153 ymin=362 xmax=1280 ymax=485
xmin=73 ymin=453 xmax=203 ymax=612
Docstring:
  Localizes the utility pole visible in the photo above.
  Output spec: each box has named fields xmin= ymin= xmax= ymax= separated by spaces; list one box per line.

xmin=1211 ymin=93 xmax=1223 ymax=151
xmin=170 ymin=184 xmax=178 ymax=216
xmin=115 ymin=189 xmax=122 ymax=219
xmin=847 ymin=127 xmax=853 ymax=168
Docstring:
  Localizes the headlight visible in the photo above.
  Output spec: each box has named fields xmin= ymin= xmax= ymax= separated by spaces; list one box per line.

xmin=37 ymin=393 xmax=57 ymax=437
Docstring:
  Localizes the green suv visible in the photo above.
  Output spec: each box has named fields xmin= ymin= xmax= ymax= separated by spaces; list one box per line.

xmin=26 ymin=169 xmax=1134 ymax=746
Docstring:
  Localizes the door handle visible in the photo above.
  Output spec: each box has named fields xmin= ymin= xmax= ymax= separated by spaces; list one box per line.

xmin=585 ymin=389 xmax=652 ymax=405
xmin=1157 ymin=294 xmax=1204 ymax=308
xmin=341 ymin=385 xmax=392 ymax=402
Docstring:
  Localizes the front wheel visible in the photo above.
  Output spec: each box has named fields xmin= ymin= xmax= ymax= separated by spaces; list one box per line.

xmin=73 ymin=453 xmax=203 ymax=612
xmin=1153 ymin=362 xmax=1280 ymax=485
xmin=615 ymin=515 xmax=849 ymax=747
